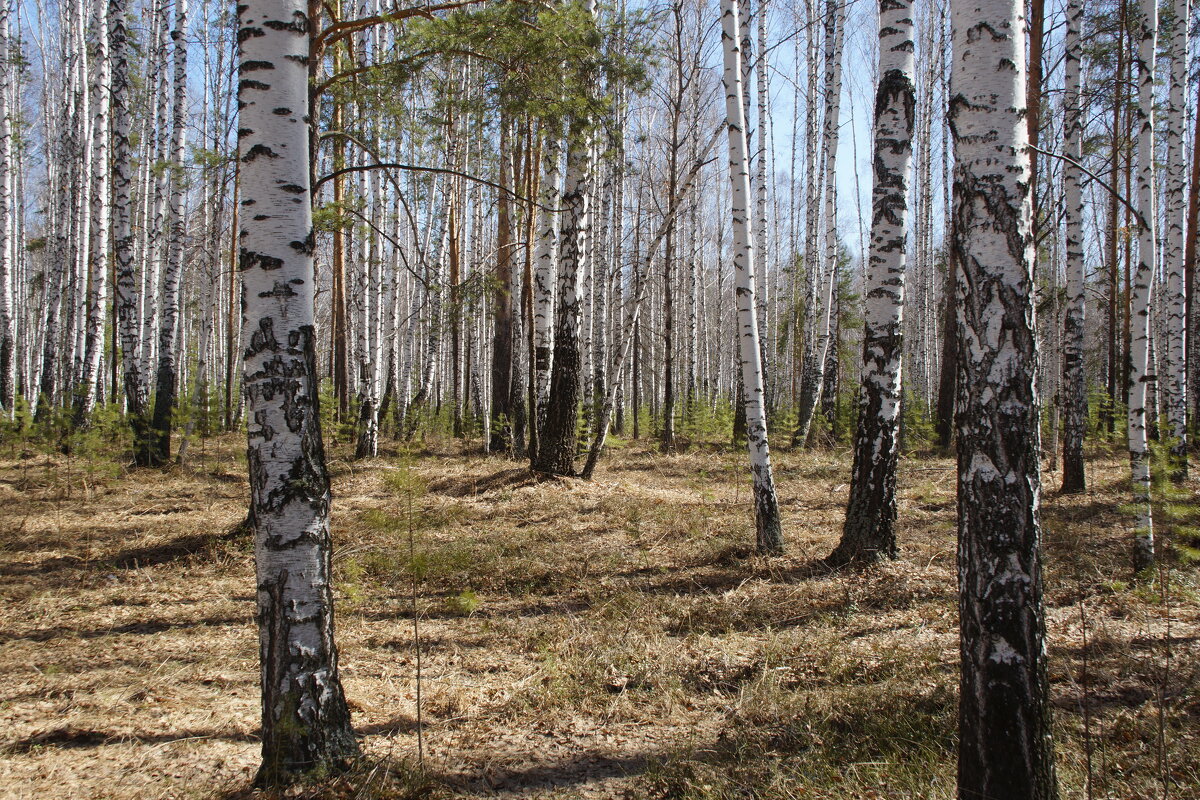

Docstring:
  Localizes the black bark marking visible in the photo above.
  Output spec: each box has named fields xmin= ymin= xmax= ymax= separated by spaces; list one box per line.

xmin=263 ymin=11 xmax=309 ymax=35
xmin=289 ymin=231 xmax=315 ymax=255
xmin=243 ymin=144 xmax=280 ymax=162
xmin=272 ymin=107 xmax=292 ymax=115
xmin=240 ymin=79 xmax=271 ymax=93
xmin=260 ymin=281 xmax=300 ymax=300
xmin=241 ymin=248 xmax=284 ymax=272
xmin=241 ymin=60 xmax=275 ymax=72
xmin=279 ymin=183 xmax=306 ymax=194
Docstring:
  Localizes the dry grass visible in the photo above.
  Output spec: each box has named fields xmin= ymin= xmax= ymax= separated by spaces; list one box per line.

xmin=0 ymin=433 xmax=1197 ymax=799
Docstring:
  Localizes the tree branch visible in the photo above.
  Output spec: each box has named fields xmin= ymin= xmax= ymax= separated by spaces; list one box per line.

xmin=315 ymin=155 xmax=546 ymax=209
xmin=313 ymin=0 xmax=491 ymax=52
xmin=1028 ymin=144 xmax=1149 ymax=232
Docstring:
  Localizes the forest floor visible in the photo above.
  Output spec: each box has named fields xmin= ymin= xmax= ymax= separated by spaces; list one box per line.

xmin=0 ymin=432 xmax=1198 ymax=800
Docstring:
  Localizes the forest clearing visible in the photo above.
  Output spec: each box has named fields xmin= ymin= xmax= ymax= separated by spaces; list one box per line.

xmin=1 ymin=434 xmax=1196 ymax=799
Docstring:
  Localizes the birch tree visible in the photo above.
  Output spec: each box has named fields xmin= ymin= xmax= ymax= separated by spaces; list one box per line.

xmin=110 ymin=0 xmax=152 ymax=461
xmin=531 ymin=122 xmax=560 ymax=460
xmin=1129 ymin=0 xmax=1156 ymax=572
xmin=533 ymin=0 xmax=597 ymax=476
xmin=1060 ymin=0 xmax=1086 ymax=494
xmin=0 ymin=0 xmax=12 ymax=414
xmin=793 ymin=0 xmax=843 ymax=448
xmin=827 ymin=0 xmax=915 ymax=567
xmin=1161 ymin=0 xmax=1189 ymax=479
xmin=950 ymin=0 xmax=1057 ymax=795
xmin=73 ymin=0 xmax=111 ymax=426
xmin=149 ymin=0 xmax=189 ymax=465
xmin=238 ymin=0 xmax=358 ymax=782
xmin=721 ymin=0 xmax=783 ymax=554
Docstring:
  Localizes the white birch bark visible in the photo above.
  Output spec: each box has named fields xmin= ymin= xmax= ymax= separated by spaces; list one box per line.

xmin=141 ymin=0 xmax=171 ymax=391
xmin=149 ymin=0 xmax=189 ymax=464
xmin=237 ymin=0 xmax=358 ymax=781
xmin=828 ymin=0 xmax=914 ymax=566
xmin=1130 ymin=0 xmax=1157 ymax=571
xmin=1060 ymin=0 xmax=1087 ymax=493
xmin=111 ymin=0 xmax=145 ymax=435
xmin=73 ymin=0 xmax=111 ymax=426
xmin=68 ymin=0 xmax=92 ymax=397
xmin=1162 ymin=0 xmax=1190 ymax=477
xmin=0 ymin=0 xmax=13 ymax=413
xmin=581 ymin=124 xmax=723 ymax=479
xmin=792 ymin=0 xmax=823 ymax=444
xmin=754 ymin=0 xmax=770 ymax=402
xmin=722 ymin=0 xmax=783 ymax=554
xmin=533 ymin=0 xmax=596 ymax=475
xmin=950 ymin=0 xmax=1057 ymax=794
xmin=532 ymin=123 xmax=560 ymax=444
xmin=798 ymin=0 xmax=844 ymax=447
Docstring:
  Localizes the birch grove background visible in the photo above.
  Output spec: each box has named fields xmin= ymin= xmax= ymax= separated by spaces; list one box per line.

xmin=1 ymin=0 xmax=1199 ymax=796
xmin=5 ymin=0 xmax=1193 ymax=484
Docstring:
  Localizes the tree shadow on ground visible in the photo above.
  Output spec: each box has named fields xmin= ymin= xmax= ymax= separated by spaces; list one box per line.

xmin=0 ymin=612 xmax=250 ymax=644
xmin=427 ymin=467 xmax=560 ymax=498
xmin=3 ymin=725 xmax=257 ymax=754
xmin=442 ymin=749 xmax=652 ymax=794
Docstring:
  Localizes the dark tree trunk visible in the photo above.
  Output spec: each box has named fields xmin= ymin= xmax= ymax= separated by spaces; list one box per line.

xmin=533 ymin=115 xmax=591 ymax=475
xmin=491 ymin=118 xmax=515 ymax=452
xmin=935 ymin=252 xmax=957 ymax=449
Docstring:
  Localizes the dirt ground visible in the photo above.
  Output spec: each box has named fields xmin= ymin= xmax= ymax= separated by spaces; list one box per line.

xmin=0 ymin=433 xmax=1197 ymax=799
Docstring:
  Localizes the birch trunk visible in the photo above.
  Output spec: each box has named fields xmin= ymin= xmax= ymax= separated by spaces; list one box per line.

xmin=237 ymin=0 xmax=358 ymax=782
xmin=794 ymin=0 xmax=843 ymax=448
xmin=722 ymin=0 xmax=783 ymax=554
xmin=827 ymin=0 xmax=914 ymax=567
xmin=1162 ymin=0 xmax=1189 ymax=479
xmin=1129 ymin=0 xmax=1157 ymax=572
xmin=1060 ymin=0 xmax=1087 ymax=494
xmin=110 ymin=0 xmax=151 ymax=458
xmin=73 ymin=0 xmax=111 ymax=427
xmin=0 ymin=0 xmax=12 ymax=414
xmin=792 ymin=0 xmax=822 ymax=446
xmin=533 ymin=0 xmax=596 ymax=476
xmin=149 ymin=0 xmax=188 ymax=464
xmin=491 ymin=117 xmax=515 ymax=452
xmin=532 ymin=123 xmax=560 ymax=454
xmin=950 ymin=1 xmax=1057 ymax=795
